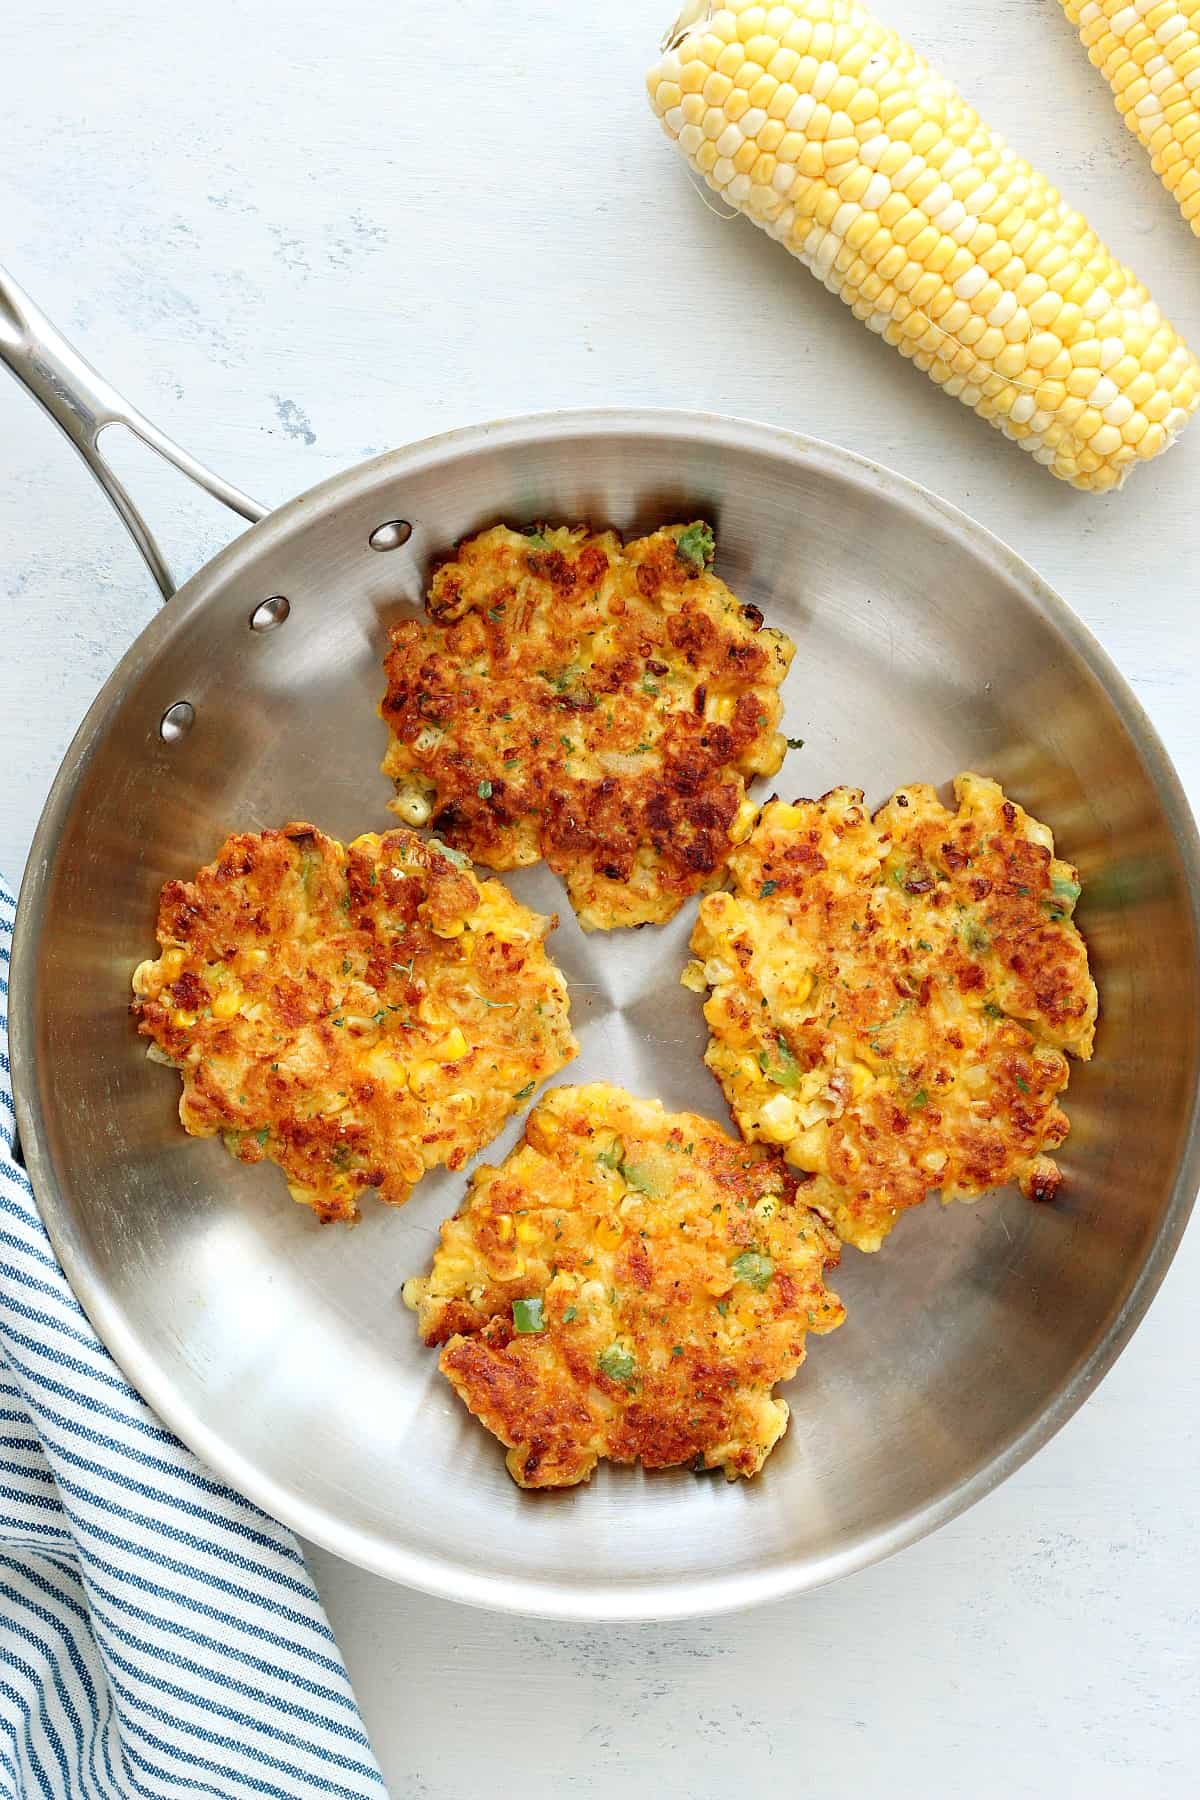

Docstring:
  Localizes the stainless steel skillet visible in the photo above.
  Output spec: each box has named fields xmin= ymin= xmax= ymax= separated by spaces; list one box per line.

xmin=4 ymin=263 xmax=1199 ymax=1622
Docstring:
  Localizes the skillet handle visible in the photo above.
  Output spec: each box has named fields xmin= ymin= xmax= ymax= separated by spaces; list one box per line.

xmin=0 ymin=261 xmax=269 ymax=600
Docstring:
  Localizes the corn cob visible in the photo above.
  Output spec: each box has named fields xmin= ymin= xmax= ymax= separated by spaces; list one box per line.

xmin=1061 ymin=0 xmax=1200 ymax=236
xmin=647 ymin=0 xmax=1200 ymax=490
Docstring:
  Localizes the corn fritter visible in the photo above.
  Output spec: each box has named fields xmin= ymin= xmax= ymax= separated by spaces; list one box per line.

xmin=687 ymin=775 xmax=1097 ymax=1250
xmin=380 ymin=522 xmax=795 ymax=930
xmin=132 ymin=823 xmax=576 ymax=1222
xmin=405 ymin=1083 xmax=844 ymax=1486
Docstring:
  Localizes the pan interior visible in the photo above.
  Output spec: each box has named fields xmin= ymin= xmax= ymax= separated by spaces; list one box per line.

xmin=14 ymin=415 xmax=1200 ymax=1618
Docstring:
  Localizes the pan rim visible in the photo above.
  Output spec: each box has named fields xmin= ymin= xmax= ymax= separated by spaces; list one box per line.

xmin=10 ymin=406 xmax=1200 ymax=1621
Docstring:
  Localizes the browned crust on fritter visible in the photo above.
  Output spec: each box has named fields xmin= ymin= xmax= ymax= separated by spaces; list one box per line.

xmin=689 ymin=775 xmax=1097 ymax=1251
xmin=379 ymin=523 xmax=794 ymax=928
xmin=405 ymin=1084 xmax=844 ymax=1486
xmin=131 ymin=823 xmax=576 ymax=1222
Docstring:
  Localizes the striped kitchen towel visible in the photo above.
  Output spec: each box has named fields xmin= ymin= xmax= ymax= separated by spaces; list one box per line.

xmin=0 ymin=875 xmax=389 ymax=1800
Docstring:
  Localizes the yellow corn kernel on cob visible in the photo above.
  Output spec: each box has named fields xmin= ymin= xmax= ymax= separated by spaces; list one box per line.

xmin=1061 ymin=0 xmax=1200 ymax=236
xmin=647 ymin=0 xmax=1200 ymax=490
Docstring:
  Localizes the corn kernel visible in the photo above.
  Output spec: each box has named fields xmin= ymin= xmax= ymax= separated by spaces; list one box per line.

xmin=430 ymin=917 xmax=465 ymax=939
xmin=706 ymin=1272 xmax=736 ymax=1297
xmin=731 ymin=797 xmax=760 ymax=844
xmin=849 ymin=1060 xmax=876 ymax=1098
xmin=407 ymin=1061 xmax=441 ymax=1095
xmin=680 ymin=959 xmax=710 ymax=993
xmin=788 ymin=970 xmax=814 ymax=1006
xmin=525 ymin=1112 xmax=562 ymax=1155
xmin=759 ymin=1093 xmax=800 ymax=1142
xmin=392 ymin=786 xmax=432 ymax=828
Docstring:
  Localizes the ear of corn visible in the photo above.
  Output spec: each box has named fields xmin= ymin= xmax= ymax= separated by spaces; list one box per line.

xmin=1061 ymin=0 xmax=1200 ymax=237
xmin=647 ymin=0 xmax=1200 ymax=491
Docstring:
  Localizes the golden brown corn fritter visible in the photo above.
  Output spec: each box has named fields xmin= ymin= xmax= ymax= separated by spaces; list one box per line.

xmin=405 ymin=1083 xmax=845 ymax=1487
xmin=131 ymin=823 xmax=576 ymax=1222
xmin=688 ymin=775 xmax=1097 ymax=1252
xmin=380 ymin=522 xmax=795 ymax=929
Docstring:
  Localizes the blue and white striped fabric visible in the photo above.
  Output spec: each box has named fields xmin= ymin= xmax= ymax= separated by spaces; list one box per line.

xmin=0 ymin=877 xmax=388 ymax=1800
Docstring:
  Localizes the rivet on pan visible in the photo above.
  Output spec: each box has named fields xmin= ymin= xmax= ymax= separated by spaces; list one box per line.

xmin=369 ymin=519 xmax=413 ymax=551
xmin=159 ymin=701 xmax=195 ymax=743
xmin=250 ymin=594 xmax=291 ymax=632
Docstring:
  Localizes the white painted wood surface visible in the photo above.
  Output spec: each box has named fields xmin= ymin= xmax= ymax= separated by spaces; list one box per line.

xmin=1 ymin=2 xmax=1197 ymax=1794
